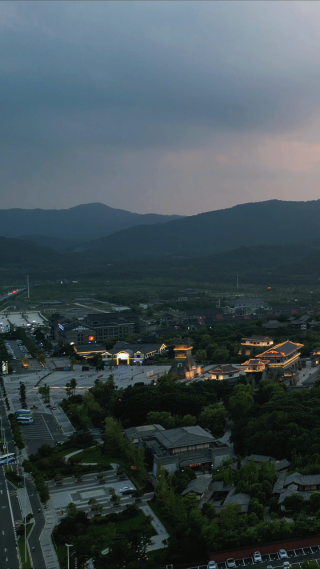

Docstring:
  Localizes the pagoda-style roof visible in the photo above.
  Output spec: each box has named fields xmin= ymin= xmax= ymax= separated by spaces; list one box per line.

xmin=208 ymin=364 xmax=241 ymax=374
xmin=241 ymin=359 xmax=267 ymax=367
xmin=258 ymin=340 xmax=303 ymax=359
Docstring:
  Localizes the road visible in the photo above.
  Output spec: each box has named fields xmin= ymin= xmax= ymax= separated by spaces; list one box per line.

xmin=0 ymin=397 xmax=19 ymax=569
xmin=1 ymin=392 xmax=46 ymax=569
xmin=26 ymin=478 xmax=46 ymax=569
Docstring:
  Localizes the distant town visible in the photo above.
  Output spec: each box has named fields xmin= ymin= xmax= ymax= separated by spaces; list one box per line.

xmin=1 ymin=285 xmax=320 ymax=569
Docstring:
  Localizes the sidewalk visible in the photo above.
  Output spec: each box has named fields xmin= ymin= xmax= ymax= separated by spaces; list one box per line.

xmin=40 ymin=498 xmax=60 ymax=569
xmin=139 ymin=502 xmax=169 ymax=551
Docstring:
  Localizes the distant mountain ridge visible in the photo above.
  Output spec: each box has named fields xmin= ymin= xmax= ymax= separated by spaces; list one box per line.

xmin=80 ymin=199 xmax=320 ymax=259
xmin=0 ymin=203 xmax=181 ymax=243
xmin=1 ymin=234 xmax=320 ymax=286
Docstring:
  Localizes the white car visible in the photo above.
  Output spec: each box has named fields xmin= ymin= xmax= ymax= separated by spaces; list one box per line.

xmin=226 ymin=560 xmax=236 ymax=568
xmin=279 ymin=550 xmax=288 ymax=559
xmin=208 ymin=562 xmax=217 ymax=569
xmin=253 ymin=552 xmax=262 ymax=563
xmin=283 ymin=562 xmax=290 ymax=569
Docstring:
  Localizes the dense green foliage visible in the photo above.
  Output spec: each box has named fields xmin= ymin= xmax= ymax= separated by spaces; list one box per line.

xmin=8 ymin=413 xmax=25 ymax=450
xmin=109 ymin=374 xmax=232 ymax=429
xmin=232 ymin=384 xmax=320 ymax=469
xmin=53 ymin=501 xmax=155 ymax=569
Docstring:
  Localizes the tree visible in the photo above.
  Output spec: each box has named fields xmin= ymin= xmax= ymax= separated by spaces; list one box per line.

xmin=82 ymin=392 xmax=104 ymax=426
xmin=146 ymin=411 xmax=176 ymax=429
xmin=68 ymin=404 xmax=91 ymax=431
xmin=283 ymin=494 xmax=304 ymax=513
xmin=70 ymin=378 xmax=77 ymax=396
xmin=248 ymin=498 xmax=264 ymax=520
xmin=109 ymin=487 xmax=120 ymax=507
xmin=104 ymin=417 xmax=127 ymax=456
xmin=213 ymin=347 xmax=230 ymax=363
xmin=19 ymin=381 xmax=27 ymax=408
xmin=65 ymin=502 xmax=78 ymax=519
xmin=88 ymin=497 xmax=103 ymax=516
xmin=180 ymin=414 xmax=197 ymax=426
xmin=39 ymin=485 xmax=50 ymax=506
xmin=65 ymin=382 xmax=72 ymax=398
xmin=228 ymin=384 xmax=254 ymax=421
xmin=38 ymin=383 xmax=50 ymax=404
xmin=195 ymin=349 xmax=207 ymax=362
xmin=310 ymin=492 xmax=320 ymax=512
xmin=300 ymin=562 xmax=319 ymax=569
xmin=199 ymin=404 xmax=227 ymax=435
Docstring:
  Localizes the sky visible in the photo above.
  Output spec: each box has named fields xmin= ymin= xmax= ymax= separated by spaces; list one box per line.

xmin=2 ymin=1 xmax=320 ymax=215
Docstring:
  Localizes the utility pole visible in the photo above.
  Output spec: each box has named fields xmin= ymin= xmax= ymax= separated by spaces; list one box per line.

xmin=24 ymin=472 xmax=27 ymax=563
xmin=65 ymin=543 xmax=73 ymax=569
xmin=236 ymin=274 xmax=239 ymax=289
xmin=27 ymin=276 xmax=30 ymax=299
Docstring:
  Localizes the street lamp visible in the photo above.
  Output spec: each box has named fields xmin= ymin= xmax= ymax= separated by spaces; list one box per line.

xmin=65 ymin=543 xmax=73 ymax=569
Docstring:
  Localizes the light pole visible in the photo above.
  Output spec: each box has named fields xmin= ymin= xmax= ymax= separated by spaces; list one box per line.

xmin=24 ymin=472 xmax=27 ymax=563
xmin=65 ymin=543 xmax=73 ymax=569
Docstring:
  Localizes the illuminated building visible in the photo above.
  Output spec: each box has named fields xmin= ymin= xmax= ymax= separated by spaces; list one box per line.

xmin=240 ymin=335 xmax=274 ymax=357
xmin=102 ymin=342 xmax=167 ymax=366
xmin=241 ymin=340 xmax=303 ymax=382
xmin=169 ymin=340 xmax=202 ymax=379
xmin=204 ymin=364 xmax=243 ymax=382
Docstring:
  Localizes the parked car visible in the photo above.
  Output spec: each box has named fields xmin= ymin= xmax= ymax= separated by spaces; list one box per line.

xmin=120 ymin=487 xmax=135 ymax=495
xmin=253 ymin=552 xmax=262 ymax=563
xmin=208 ymin=562 xmax=217 ymax=569
xmin=279 ymin=550 xmax=288 ymax=559
xmin=226 ymin=560 xmax=236 ymax=568
xmin=283 ymin=562 xmax=291 ymax=569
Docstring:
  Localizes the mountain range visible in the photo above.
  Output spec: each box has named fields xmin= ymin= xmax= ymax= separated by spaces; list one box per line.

xmin=80 ymin=199 xmax=320 ymax=259
xmin=2 ymin=199 xmax=320 ymax=284
xmin=0 ymin=203 xmax=181 ymax=247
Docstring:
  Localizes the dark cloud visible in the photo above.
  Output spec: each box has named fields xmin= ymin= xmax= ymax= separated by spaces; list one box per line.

xmin=1 ymin=1 xmax=320 ymax=212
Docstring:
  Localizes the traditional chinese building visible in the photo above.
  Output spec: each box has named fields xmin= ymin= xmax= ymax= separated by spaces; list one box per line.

xmin=204 ymin=364 xmax=243 ymax=383
xmin=241 ymin=340 xmax=303 ymax=382
xmin=240 ymin=335 xmax=274 ymax=357
xmin=169 ymin=340 xmax=202 ymax=379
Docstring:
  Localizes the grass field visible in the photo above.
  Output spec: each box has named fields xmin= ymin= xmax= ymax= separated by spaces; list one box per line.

xmin=74 ymin=447 xmax=112 ymax=469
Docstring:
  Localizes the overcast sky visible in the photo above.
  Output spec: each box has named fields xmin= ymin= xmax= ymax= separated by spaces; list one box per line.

xmin=2 ymin=1 xmax=320 ymax=215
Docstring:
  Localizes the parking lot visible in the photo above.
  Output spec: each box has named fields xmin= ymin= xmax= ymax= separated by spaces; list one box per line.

xmin=186 ymin=546 xmax=320 ymax=569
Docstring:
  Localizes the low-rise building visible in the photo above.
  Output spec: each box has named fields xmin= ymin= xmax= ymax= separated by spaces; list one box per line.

xmin=181 ymin=474 xmax=212 ymax=498
xmin=204 ymin=364 xmax=243 ymax=382
xmin=275 ymin=473 xmax=320 ymax=506
xmin=240 ymin=335 xmax=274 ymax=358
xmin=127 ymin=424 xmax=234 ymax=476
xmin=102 ymin=341 xmax=167 ymax=365
xmin=73 ymin=343 xmax=106 ymax=359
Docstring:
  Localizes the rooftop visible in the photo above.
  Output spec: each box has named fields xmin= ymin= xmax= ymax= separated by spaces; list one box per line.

xmin=181 ymin=474 xmax=212 ymax=496
xmin=154 ymin=425 xmax=215 ymax=450
xmin=258 ymin=340 xmax=304 ymax=358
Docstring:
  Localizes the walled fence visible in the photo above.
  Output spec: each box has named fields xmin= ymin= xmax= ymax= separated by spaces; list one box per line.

xmin=209 ymin=535 xmax=320 ymax=562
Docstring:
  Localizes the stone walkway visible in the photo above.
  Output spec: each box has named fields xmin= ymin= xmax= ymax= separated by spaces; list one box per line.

xmin=139 ymin=503 xmax=169 ymax=551
xmin=40 ymin=500 xmax=60 ymax=569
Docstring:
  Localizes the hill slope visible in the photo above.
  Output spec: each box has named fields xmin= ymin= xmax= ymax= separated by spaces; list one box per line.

xmin=1 ymin=235 xmax=320 ymax=285
xmin=0 ymin=203 xmax=181 ymax=242
xmin=81 ymin=199 xmax=320 ymax=259
xmin=0 ymin=236 xmax=69 ymax=275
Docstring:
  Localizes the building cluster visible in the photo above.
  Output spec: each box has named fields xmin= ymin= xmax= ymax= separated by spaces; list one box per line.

xmin=241 ymin=339 xmax=303 ymax=383
xmin=125 ymin=424 xmax=233 ymax=477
